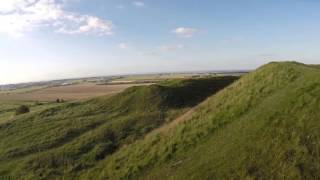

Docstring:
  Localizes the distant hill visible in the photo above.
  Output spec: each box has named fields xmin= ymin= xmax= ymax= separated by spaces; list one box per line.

xmin=83 ymin=62 xmax=320 ymax=180
xmin=0 ymin=76 xmax=237 ymax=179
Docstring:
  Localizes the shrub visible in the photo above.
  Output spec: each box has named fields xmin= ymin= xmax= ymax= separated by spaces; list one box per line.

xmin=56 ymin=99 xmax=65 ymax=103
xmin=15 ymin=105 xmax=30 ymax=115
xmin=34 ymin=101 xmax=43 ymax=106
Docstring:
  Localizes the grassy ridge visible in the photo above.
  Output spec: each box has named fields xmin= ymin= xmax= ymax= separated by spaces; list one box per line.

xmin=82 ymin=62 xmax=320 ymax=179
xmin=0 ymin=77 xmax=237 ymax=179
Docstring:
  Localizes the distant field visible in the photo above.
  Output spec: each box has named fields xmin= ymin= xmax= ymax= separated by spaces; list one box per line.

xmin=0 ymin=86 xmax=45 ymax=95
xmin=116 ymin=73 xmax=216 ymax=81
xmin=0 ymin=83 xmax=151 ymax=102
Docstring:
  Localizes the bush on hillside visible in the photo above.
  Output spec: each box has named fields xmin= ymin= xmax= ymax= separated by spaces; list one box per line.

xmin=15 ymin=105 xmax=30 ymax=115
xmin=56 ymin=99 xmax=65 ymax=103
xmin=34 ymin=101 xmax=43 ymax=106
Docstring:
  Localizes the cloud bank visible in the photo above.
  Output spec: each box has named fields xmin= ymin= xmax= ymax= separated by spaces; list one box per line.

xmin=0 ymin=0 xmax=113 ymax=37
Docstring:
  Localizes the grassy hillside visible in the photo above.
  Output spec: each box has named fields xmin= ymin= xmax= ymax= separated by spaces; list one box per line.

xmin=0 ymin=76 xmax=237 ymax=179
xmin=0 ymin=101 xmax=59 ymax=125
xmin=83 ymin=62 xmax=320 ymax=180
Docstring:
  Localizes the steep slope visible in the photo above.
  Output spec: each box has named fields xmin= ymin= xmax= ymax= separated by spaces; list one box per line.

xmin=83 ymin=62 xmax=320 ymax=180
xmin=0 ymin=77 xmax=237 ymax=179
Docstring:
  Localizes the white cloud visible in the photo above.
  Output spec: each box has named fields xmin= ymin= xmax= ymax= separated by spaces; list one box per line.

xmin=0 ymin=0 xmax=113 ymax=37
xmin=132 ymin=1 xmax=145 ymax=7
xmin=172 ymin=27 xmax=198 ymax=38
xmin=57 ymin=16 xmax=113 ymax=36
xmin=118 ymin=43 xmax=128 ymax=49
xmin=0 ymin=0 xmax=44 ymax=13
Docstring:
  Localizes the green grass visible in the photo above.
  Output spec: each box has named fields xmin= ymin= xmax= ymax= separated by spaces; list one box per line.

xmin=81 ymin=61 xmax=320 ymax=180
xmin=0 ymin=76 xmax=237 ymax=179
xmin=0 ymin=101 xmax=59 ymax=124
xmin=3 ymin=61 xmax=318 ymax=180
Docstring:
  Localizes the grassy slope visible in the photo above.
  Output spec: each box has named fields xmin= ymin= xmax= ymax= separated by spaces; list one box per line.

xmin=83 ymin=62 xmax=320 ymax=180
xmin=0 ymin=77 xmax=237 ymax=179
xmin=0 ymin=101 xmax=59 ymax=125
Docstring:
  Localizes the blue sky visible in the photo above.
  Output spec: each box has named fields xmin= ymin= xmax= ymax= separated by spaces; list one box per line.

xmin=0 ymin=0 xmax=320 ymax=84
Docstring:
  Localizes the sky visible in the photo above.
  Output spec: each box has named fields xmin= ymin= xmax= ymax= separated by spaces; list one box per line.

xmin=1 ymin=0 xmax=320 ymax=84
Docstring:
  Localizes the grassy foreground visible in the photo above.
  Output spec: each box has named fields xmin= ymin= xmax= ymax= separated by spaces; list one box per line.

xmin=0 ymin=76 xmax=237 ymax=179
xmin=82 ymin=62 xmax=320 ymax=180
